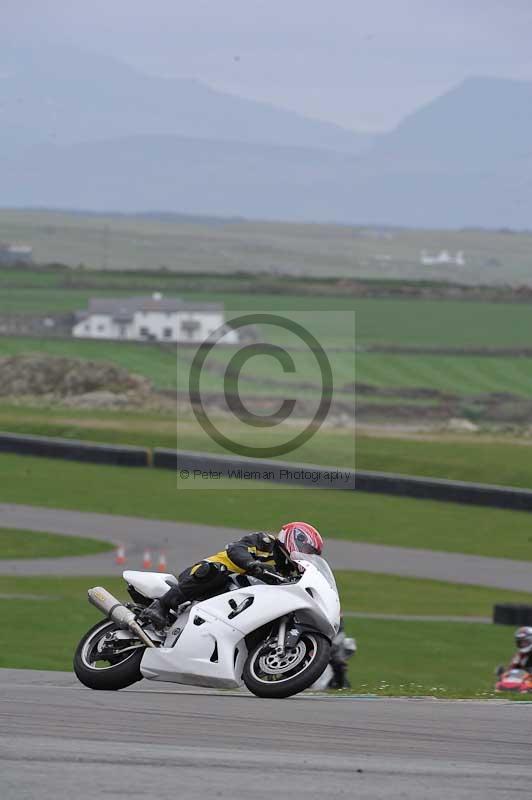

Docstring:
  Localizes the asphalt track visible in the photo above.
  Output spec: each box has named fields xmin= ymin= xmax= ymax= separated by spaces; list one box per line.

xmin=1 ymin=669 xmax=531 ymax=800
xmin=1 ymin=503 xmax=532 ymax=591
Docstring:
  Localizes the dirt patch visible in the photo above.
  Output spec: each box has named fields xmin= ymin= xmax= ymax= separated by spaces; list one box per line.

xmin=2 ymin=353 xmax=532 ymax=425
xmin=0 ymin=354 xmax=151 ymax=398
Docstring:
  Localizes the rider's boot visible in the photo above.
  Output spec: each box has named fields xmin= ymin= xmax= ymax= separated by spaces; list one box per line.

xmin=140 ymin=586 xmax=187 ymax=629
xmin=140 ymin=599 xmax=169 ymax=628
xmin=329 ymin=662 xmax=350 ymax=689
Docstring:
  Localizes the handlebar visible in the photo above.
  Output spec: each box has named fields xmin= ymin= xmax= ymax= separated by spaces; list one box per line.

xmin=262 ymin=570 xmax=289 ymax=584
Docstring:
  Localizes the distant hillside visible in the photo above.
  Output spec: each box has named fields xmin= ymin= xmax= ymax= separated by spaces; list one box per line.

xmin=2 ymin=208 xmax=532 ymax=286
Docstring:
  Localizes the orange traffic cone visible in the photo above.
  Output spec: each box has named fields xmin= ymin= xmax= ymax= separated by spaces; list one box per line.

xmin=157 ymin=551 xmax=167 ymax=573
xmin=115 ymin=543 xmax=126 ymax=565
xmin=142 ymin=549 xmax=152 ymax=569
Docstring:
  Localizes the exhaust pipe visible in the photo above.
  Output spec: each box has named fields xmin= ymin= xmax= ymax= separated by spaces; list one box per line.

xmin=88 ymin=586 xmax=155 ymax=648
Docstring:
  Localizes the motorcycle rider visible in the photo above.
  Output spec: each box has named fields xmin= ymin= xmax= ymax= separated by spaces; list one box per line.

xmin=328 ymin=616 xmax=353 ymax=689
xmin=141 ymin=521 xmax=324 ymax=628
xmin=508 ymin=627 xmax=532 ymax=670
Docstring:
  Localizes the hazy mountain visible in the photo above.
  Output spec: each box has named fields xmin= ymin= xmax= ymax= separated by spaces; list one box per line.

xmin=5 ymin=129 xmax=530 ymax=228
xmin=1 ymin=46 xmax=531 ymax=228
xmin=367 ymin=76 xmax=532 ymax=171
xmin=0 ymin=42 xmax=373 ymax=155
xmin=2 ymin=135 xmax=357 ymax=221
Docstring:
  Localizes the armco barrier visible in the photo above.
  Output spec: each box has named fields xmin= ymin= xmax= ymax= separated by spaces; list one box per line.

xmin=154 ymin=447 xmax=532 ymax=511
xmin=0 ymin=432 xmax=149 ymax=467
xmin=493 ymin=604 xmax=532 ymax=626
xmin=2 ymin=431 xmax=532 ymax=510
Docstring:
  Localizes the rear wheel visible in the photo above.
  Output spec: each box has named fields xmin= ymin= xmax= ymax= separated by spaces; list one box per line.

xmin=73 ymin=619 xmax=144 ymax=690
xmin=243 ymin=632 xmax=330 ymax=698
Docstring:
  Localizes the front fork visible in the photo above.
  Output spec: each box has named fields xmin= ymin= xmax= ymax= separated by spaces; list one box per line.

xmin=274 ymin=615 xmax=306 ymax=654
xmin=274 ymin=616 xmax=330 ymax=654
xmin=277 ymin=618 xmax=288 ymax=653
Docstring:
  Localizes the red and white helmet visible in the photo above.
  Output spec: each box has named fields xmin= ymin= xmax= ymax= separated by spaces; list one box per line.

xmin=515 ymin=626 xmax=532 ymax=654
xmin=277 ymin=522 xmax=323 ymax=556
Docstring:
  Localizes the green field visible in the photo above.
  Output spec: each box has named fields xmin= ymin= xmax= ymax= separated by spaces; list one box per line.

xmin=3 ymin=286 xmax=532 ymax=348
xmin=2 ymin=208 xmax=532 ymax=284
xmin=2 ymin=335 xmax=532 ymax=407
xmin=0 ymin=528 xmax=112 ymax=559
xmin=0 ymin=573 xmax=518 ymax=696
xmin=3 ymin=261 xmax=532 ymax=426
xmin=1 ymin=452 xmax=532 ymax=560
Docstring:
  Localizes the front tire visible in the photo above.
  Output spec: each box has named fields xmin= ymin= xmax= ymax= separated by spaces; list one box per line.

xmin=243 ymin=632 xmax=331 ymax=698
xmin=73 ymin=619 xmax=144 ymax=690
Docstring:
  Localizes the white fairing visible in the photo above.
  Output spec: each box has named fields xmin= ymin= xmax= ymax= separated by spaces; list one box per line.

xmin=140 ymin=557 xmax=341 ymax=689
xmin=123 ymin=570 xmax=177 ymax=599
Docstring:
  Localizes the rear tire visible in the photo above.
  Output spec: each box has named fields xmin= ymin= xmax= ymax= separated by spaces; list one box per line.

xmin=243 ymin=632 xmax=330 ymax=698
xmin=73 ymin=619 xmax=144 ymax=690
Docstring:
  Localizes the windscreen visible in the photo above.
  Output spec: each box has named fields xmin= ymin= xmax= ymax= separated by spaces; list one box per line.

xmin=291 ymin=553 xmax=337 ymax=590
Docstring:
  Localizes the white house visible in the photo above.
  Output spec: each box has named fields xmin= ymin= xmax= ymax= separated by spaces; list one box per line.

xmin=0 ymin=242 xmax=33 ymax=265
xmin=420 ymin=250 xmax=465 ymax=266
xmin=72 ymin=294 xmax=239 ymax=344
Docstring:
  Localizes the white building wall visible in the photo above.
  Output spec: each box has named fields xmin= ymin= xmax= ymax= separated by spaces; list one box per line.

xmin=73 ymin=313 xmax=123 ymax=339
xmin=177 ymin=312 xmax=225 ymax=342
xmin=73 ymin=310 xmax=238 ymax=343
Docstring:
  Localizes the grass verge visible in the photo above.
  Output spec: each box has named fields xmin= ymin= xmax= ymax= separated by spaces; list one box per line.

xmin=1 ymin=453 xmax=532 ymax=560
xmin=0 ymin=528 xmax=112 ymax=559
xmin=343 ymin=618 xmax=510 ymax=698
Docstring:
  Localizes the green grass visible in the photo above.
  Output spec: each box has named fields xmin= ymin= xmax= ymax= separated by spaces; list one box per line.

xmin=188 ymin=342 xmax=532 ymax=398
xmin=4 ymin=403 xmax=532 ymax=489
xmin=357 ymin=352 xmax=532 ymax=397
xmin=2 ymin=452 xmax=532 ymax=560
xmin=0 ymin=574 xmax=517 ymax=697
xmin=0 ymin=528 xmax=112 ymax=559
xmin=334 ymin=571 xmax=532 ymax=617
xmin=0 ymin=576 xmax=126 ymax=671
xmin=343 ymin=618 xmax=510 ymax=698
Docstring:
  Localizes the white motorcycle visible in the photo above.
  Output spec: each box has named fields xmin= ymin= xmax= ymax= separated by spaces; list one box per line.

xmin=73 ymin=554 xmax=341 ymax=699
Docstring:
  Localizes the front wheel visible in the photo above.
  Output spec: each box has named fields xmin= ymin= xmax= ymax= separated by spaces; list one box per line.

xmin=73 ymin=619 xmax=144 ymax=690
xmin=243 ymin=632 xmax=331 ymax=698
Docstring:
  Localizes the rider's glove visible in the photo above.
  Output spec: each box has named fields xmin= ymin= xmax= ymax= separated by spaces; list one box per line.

xmin=247 ymin=560 xmax=266 ymax=578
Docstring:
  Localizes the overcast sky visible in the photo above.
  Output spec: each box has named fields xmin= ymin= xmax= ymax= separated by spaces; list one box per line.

xmin=4 ymin=0 xmax=532 ymax=131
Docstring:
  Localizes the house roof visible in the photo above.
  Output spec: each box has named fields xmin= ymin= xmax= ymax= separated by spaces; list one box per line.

xmin=83 ymin=296 xmax=223 ymax=316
